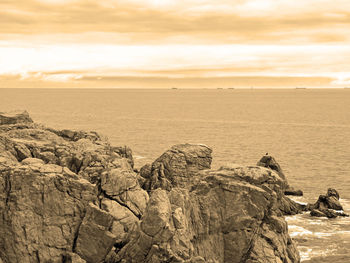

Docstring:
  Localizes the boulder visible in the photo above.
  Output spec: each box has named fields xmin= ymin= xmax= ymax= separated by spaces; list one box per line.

xmin=112 ymin=146 xmax=134 ymax=168
xmin=141 ymin=143 xmax=212 ymax=191
xmin=284 ymin=187 xmax=303 ymax=196
xmin=75 ymin=204 xmax=117 ymax=262
xmin=216 ymin=164 xmax=305 ymax=215
xmin=0 ymin=110 xmax=33 ymax=125
xmin=310 ymin=188 xmax=343 ymax=210
xmin=257 ymin=154 xmax=285 ymax=181
xmin=309 ymin=188 xmax=349 ymax=218
xmin=257 ymin=154 xmax=303 ymax=196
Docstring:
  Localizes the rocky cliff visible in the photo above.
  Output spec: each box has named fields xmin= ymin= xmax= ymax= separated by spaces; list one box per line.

xmin=0 ymin=111 xmax=300 ymax=263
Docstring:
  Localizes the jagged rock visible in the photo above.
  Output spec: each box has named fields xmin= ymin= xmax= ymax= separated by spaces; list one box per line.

xmin=100 ymin=159 xmax=149 ymax=218
xmin=284 ymin=187 xmax=303 ymax=196
xmin=62 ymin=253 xmax=86 ymax=263
xmin=0 ymin=113 xmax=301 ymax=263
xmin=216 ymin=164 xmax=305 ymax=215
xmin=0 ymin=110 xmax=33 ymax=125
xmin=117 ymin=174 xmax=300 ymax=263
xmin=141 ymin=143 xmax=212 ymax=191
xmin=0 ymin=161 xmax=97 ymax=262
xmin=139 ymin=163 xmax=152 ymax=180
xmin=327 ymin=188 xmax=340 ymax=200
xmin=101 ymin=198 xmax=139 ymax=246
xmin=112 ymin=146 xmax=134 ymax=168
xmin=310 ymin=188 xmax=343 ymax=211
xmin=257 ymin=154 xmax=287 ymax=183
xmin=257 ymin=155 xmax=303 ymax=197
xmin=0 ymin=112 xmax=143 ymax=263
xmin=75 ymin=203 xmax=117 ymax=262
xmin=116 ymin=149 xmax=300 ymax=263
xmin=310 ymin=209 xmax=327 ymax=217
xmin=308 ymin=188 xmax=348 ymax=218
xmin=309 ymin=208 xmax=348 ymax=218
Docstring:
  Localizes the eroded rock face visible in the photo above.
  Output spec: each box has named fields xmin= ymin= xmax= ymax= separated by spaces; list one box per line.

xmin=257 ymin=155 xmax=286 ymax=183
xmin=75 ymin=203 xmax=117 ymax=262
xmin=0 ymin=110 xmax=33 ymax=125
xmin=0 ymin=160 xmax=97 ymax=262
xmin=308 ymin=188 xmax=348 ymax=218
xmin=116 ymin=166 xmax=300 ymax=263
xmin=140 ymin=143 xmax=212 ymax=191
xmin=0 ymin=112 xmax=301 ymax=263
xmin=0 ymin=113 xmax=147 ymax=263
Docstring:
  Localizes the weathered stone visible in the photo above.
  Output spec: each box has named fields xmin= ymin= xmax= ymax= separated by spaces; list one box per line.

xmin=0 ymin=113 xmax=302 ymax=263
xmin=310 ymin=209 xmax=327 ymax=217
xmin=143 ymin=143 xmax=212 ymax=191
xmin=308 ymin=188 xmax=349 ymax=218
xmin=284 ymin=187 xmax=303 ymax=196
xmin=327 ymin=188 xmax=339 ymax=199
xmin=309 ymin=189 xmax=343 ymax=211
xmin=112 ymin=145 xmax=134 ymax=168
xmin=257 ymin=154 xmax=287 ymax=183
xmin=118 ymin=156 xmax=300 ymax=263
xmin=100 ymin=163 xmax=149 ymax=218
xmin=0 ymin=112 xmax=141 ymax=263
xmin=0 ymin=110 xmax=33 ymax=125
xmin=0 ymin=163 xmax=97 ymax=263
xmin=75 ymin=203 xmax=117 ymax=263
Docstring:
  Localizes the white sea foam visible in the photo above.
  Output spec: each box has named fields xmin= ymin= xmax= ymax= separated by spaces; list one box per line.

xmin=299 ymin=247 xmax=312 ymax=261
xmin=288 ymin=225 xmax=313 ymax=237
xmin=134 ymin=155 xmax=146 ymax=159
xmin=313 ymin=232 xmax=332 ymax=237
xmin=308 ymin=220 xmax=323 ymax=225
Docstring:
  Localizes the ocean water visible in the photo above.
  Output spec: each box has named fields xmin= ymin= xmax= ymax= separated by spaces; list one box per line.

xmin=1 ymin=88 xmax=350 ymax=262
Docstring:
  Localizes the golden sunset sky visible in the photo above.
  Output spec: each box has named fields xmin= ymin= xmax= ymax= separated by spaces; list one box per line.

xmin=1 ymin=0 xmax=350 ymax=88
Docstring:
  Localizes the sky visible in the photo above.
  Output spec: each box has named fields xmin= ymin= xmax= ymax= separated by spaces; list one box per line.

xmin=1 ymin=0 xmax=350 ymax=88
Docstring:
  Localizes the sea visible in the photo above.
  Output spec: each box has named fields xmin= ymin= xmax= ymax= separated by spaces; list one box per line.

xmin=1 ymin=88 xmax=350 ymax=262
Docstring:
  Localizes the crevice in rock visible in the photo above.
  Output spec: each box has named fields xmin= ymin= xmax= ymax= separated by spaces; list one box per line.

xmin=35 ymin=250 xmax=40 ymax=263
xmin=239 ymin=217 xmax=265 ymax=263
xmin=72 ymin=210 xmax=86 ymax=253
xmin=102 ymin=191 xmax=141 ymax=220
xmin=4 ymin=172 xmax=11 ymax=207
xmin=68 ymin=156 xmax=83 ymax=174
xmin=114 ymin=240 xmax=128 ymax=255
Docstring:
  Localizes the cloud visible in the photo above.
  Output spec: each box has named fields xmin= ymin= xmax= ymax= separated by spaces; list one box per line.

xmin=1 ymin=0 xmax=350 ymax=45
xmin=1 ymin=0 xmax=350 ymax=87
xmin=0 ymin=72 xmax=336 ymax=89
xmin=1 ymin=43 xmax=350 ymax=75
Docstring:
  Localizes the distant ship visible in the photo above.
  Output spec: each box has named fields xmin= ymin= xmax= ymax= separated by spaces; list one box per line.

xmin=295 ymin=87 xmax=307 ymax=89
xmin=228 ymin=87 xmax=235 ymax=90
xmin=171 ymin=87 xmax=178 ymax=90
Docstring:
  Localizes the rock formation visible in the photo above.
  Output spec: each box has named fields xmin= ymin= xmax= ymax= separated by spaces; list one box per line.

xmin=118 ymin=150 xmax=301 ymax=262
xmin=0 ymin=112 xmax=147 ymax=263
xmin=0 ymin=110 xmax=33 ymax=125
xmin=308 ymin=188 xmax=349 ymax=218
xmin=257 ymin=155 xmax=303 ymax=197
xmin=0 ymin=112 xmax=302 ymax=262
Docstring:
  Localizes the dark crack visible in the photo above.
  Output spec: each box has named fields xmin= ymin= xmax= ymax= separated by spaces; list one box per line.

xmin=102 ymin=191 xmax=141 ymax=220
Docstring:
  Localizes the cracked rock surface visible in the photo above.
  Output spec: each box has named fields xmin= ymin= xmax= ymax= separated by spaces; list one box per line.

xmin=0 ymin=112 xmax=147 ymax=263
xmin=0 ymin=112 xmax=300 ymax=263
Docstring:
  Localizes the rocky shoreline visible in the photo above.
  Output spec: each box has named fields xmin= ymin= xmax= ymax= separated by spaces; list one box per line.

xmin=0 ymin=111 xmax=347 ymax=263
